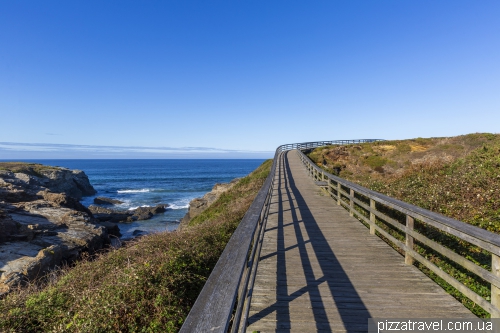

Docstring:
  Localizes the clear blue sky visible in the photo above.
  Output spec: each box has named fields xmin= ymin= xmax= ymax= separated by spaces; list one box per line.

xmin=1 ymin=1 xmax=499 ymax=158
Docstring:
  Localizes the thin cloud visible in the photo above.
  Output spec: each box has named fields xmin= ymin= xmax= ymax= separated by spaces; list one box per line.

xmin=0 ymin=142 xmax=273 ymax=159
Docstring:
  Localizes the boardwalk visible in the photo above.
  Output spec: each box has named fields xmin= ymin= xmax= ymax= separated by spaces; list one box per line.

xmin=246 ymin=150 xmax=475 ymax=332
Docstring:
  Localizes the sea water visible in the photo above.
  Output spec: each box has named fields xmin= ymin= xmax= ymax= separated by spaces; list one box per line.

xmin=15 ymin=159 xmax=265 ymax=239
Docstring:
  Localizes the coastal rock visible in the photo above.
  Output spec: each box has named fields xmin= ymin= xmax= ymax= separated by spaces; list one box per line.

xmin=0 ymin=165 xmax=96 ymax=201
xmin=0 ymin=213 xmax=18 ymax=243
xmin=38 ymin=190 xmax=92 ymax=214
xmin=180 ymin=178 xmax=240 ymax=228
xmin=132 ymin=229 xmax=145 ymax=236
xmin=97 ymin=221 xmax=121 ymax=238
xmin=93 ymin=197 xmax=124 ymax=205
xmin=135 ymin=204 xmax=168 ymax=216
xmin=88 ymin=204 xmax=168 ymax=223
xmin=0 ymin=162 xmax=107 ymax=295
xmin=37 ymin=169 xmax=96 ymax=200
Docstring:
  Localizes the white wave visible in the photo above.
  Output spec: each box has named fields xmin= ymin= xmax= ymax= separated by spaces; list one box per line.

xmin=128 ymin=205 xmax=151 ymax=210
xmin=169 ymin=203 xmax=189 ymax=210
xmin=168 ymin=198 xmax=192 ymax=210
xmin=117 ymin=189 xmax=150 ymax=193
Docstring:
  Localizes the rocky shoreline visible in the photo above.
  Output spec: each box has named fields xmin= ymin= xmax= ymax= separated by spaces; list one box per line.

xmin=0 ymin=163 xmax=168 ymax=296
xmin=0 ymin=161 xmax=240 ymax=296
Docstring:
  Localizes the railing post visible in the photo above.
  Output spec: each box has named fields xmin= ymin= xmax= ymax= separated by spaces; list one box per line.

xmin=337 ymin=182 xmax=341 ymax=205
xmin=492 ymin=254 xmax=500 ymax=318
xmin=349 ymin=188 xmax=354 ymax=217
xmin=405 ymin=215 xmax=414 ymax=265
xmin=369 ymin=199 xmax=376 ymax=235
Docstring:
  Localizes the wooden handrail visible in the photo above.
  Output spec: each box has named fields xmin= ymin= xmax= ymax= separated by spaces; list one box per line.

xmin=297 ymin=149 xmax=500 ymax=318
xmin=179 ymin=139 xmax=405 ymax=332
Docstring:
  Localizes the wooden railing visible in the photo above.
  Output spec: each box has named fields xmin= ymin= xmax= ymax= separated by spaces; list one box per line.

xmin=298 ymin=149 xmax=500 ymax=318
xmin=180 ymin=139 xmax=381 ymax=332
xmin=181 ymin=138 xmax=500 ymax=331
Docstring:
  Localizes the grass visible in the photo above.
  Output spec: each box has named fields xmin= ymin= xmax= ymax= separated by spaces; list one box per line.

xmin=307 ymin=133 xmax=500 ymax=317
xmin=0 ymin=159 xmax=272 ymax=332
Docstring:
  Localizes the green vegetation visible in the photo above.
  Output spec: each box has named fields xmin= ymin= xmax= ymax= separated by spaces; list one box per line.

xmin=307 ymin=133 xmax=500 ymax=317
xmin=364 ymin=155 xmax=388 ymax=170
xmin=0 ymin=160 xmax=272 ymax=332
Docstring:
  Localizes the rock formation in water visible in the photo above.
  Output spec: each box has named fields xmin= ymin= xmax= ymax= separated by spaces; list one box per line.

xmin=88 ymin=203 xmax=168 ymax=223
xmin=93 ymin=196 xmax=124 ymax=205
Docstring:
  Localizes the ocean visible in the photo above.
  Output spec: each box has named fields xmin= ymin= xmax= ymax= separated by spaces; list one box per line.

xmin=11 ymin=159 xmax=265 ymax=239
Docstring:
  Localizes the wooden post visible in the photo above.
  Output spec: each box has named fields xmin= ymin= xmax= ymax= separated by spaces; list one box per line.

xmin=492 ymin=254 xmax=500 ymax=318
xmin=337 ymin=182 xmax=341 ymax=205
xmin=405 ymin=215 xmax=414 ymax=265
xmin=349 ymin=189 xmax=354 ymax=217
xmin=369 ymin=199 xmax=376 ymax=235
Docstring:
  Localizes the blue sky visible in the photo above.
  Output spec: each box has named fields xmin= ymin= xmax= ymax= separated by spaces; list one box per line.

xmin=1 ymin=1 xmax=499 ymax=158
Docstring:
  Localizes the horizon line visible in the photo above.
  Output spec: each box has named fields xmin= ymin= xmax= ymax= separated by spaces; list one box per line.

xmin=0 ymin=141 xmax=274 ymax=159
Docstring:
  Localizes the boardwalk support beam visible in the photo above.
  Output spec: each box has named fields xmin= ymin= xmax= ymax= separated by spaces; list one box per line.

xmin=369 ymin=199 xmax=376 ymax=235
xmin=493 ymin=254 xmax=500 ymax=318
xmin=405 ymin=215 xmax=414 ymax=265
xmin=349 ymin=189 xmax=354 ymax=217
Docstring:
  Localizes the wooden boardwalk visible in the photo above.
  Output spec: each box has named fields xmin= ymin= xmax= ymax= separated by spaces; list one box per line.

xmin=246 ymin=150 xmax=475 ymax=333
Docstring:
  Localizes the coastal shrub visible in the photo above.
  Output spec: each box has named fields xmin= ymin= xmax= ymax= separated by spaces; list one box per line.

xmin=0 ymin=160 xmax=272 ymax=332
xmin=364 ymin=155 xmax=388 ymax=169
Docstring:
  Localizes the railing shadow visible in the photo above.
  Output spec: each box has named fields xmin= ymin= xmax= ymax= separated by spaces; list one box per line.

xmin=248 ymin=151 xmax=371 ymax=332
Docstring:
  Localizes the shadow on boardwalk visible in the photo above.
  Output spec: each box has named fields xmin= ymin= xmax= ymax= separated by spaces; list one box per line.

xmin=248 ymin=151 xmax=371 ymax=332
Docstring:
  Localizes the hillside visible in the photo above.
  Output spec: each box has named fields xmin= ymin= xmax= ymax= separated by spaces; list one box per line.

xmin=306 ymin=133 xmax=500 ymax=317
xmin=306 ymin=133 xmax=500 ymax=232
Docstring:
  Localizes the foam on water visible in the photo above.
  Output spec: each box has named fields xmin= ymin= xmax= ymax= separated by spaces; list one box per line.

xmin=128 ymin=205 xmax=152 ymax=210
xmin=168 ymin=198 xmax=192 ymax=210
xmin=169 ymin=203 xmax=190 ymax=209
xmin=117 ymin=189 xmax=150 ymax=193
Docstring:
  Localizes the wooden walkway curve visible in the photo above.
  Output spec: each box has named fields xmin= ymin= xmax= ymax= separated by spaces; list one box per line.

xmin=246 ymin=150 xmax=475 ymax=332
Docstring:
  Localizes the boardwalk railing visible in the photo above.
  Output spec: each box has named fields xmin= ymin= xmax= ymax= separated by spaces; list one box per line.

xmin=180 ymin=139 xmax=380 ymax=332
xmin=297 ymin=149 xmax=500 ymax=318
xmin=181 ymin=138 xmax=500 ymax=332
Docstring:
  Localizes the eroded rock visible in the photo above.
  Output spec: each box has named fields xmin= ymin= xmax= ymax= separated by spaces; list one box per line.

xmin=88 ymin=204 xmax=168 ymax=223
xmin=93 ymin=197 xmax=124 ymax=205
